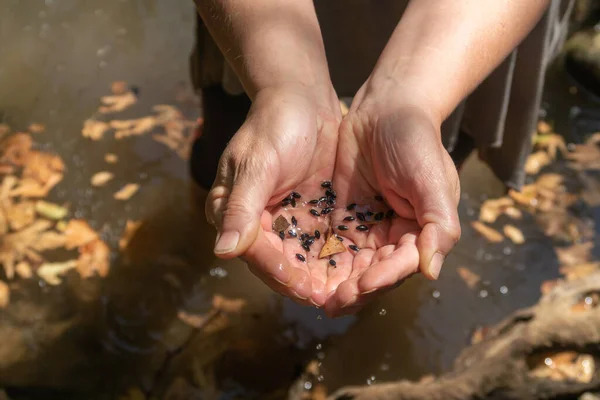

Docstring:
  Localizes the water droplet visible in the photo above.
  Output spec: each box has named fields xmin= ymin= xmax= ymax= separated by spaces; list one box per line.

xmin=317 ymin=352 xmax=325 ymax=360
xmin=500 ymin=286 xmax=508 ymax=295
xmin=317 ymin=375 xmax=324 ymax=382
xmin=483 ymin=253 xmax=493 ymax=261
xmin=303 ymin=381 xmax=312 ymax=390
xmin=316 ymin=343 xmax=322 ymax=350
xmin=432 ymin=290 xmax=441 ymax=299
xmin=380 ymin=363 xmax=390 ymax=371
xmin=544 ymin=357 xmax=553 ymax=366
xmin=379 ymin=308 xmax=387 ymax=316
xmin=366 ymin=375 xmax=376 ymax=385
xmin=209 ymin=267 xmax=228 ymax=278
xmin=503 ymin=246 xmax=513 ymax=255
xmin=585 ymin=296 xmax=593 ymax=305
xmin=479 ymin=289 xmax=488 ymax=298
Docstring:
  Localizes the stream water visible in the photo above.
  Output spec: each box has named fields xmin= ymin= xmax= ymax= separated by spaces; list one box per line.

xmin=0 ymin=1 xmax=599 ymax=399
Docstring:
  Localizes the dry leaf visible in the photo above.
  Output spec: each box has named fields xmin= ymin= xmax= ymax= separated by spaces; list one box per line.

xmin=470 ymin=221 xmax=504 ymax=243
xmin=0 ymin=219 xmax=52 ymax=278
xmin=340 ymin=100 xmax=349 ymax=116
xmin=457 ymin=267 xmax=480 ymax=289
xmin=35 ymin=200 xmax=68 ymax=220
xmin=0 ymin=133 xmax=32 ymax=166
xmin=111 ymin=81 xmax=129 ymax=95
xmin=509 ymin=187 xmax=538 ymax=208
xmin=534 ymin=134 xmax=567 ymax=159
xmin=556 ymin=242 xmax=594 ymax=266
xmin=479 ymin=197 xmax=514 ymax=223
xmin=503 ymin=225 xmax=525 ymax=244
xmin=114 ymin=183 xmax=139 ymax=200
xmin=212 ymin=294 xmax=247 ymax=313
xmin=10 ymin=176 xmax=60 ymax=198
xmin=119 ymin=220 xmax=142 ymax=250
xmin=91 ymin=171 xmax=114 ymax=187
xmin=113 ymin=116 xmax=157 ymax=139
xmin=559 ymin=263 xmax=600 ymax=281
xmin=153 ymin=104 xmax=183 ymax=123
xmin=37 ymin=260 xmax=77 ymax=285
xmin=178 ymin=310 xmax=209 ymax=329
xmin=503 ymin=206 xmax=523 ymax=219
xmin=82 ymin=119 xmax=110 ymax=141
xmin=33 ymin=231 xmax=67 ymax=252
xmin=98 ymin=91 xmax=137 ymax=114
xmin=22 ymin=150 xmax=65 ymax=186
xmin=567 ymin=141 xmax=600 ymax=171
xmin=529 ymin=351 xmax=595 ymax=383
xmin=0 ymin=281 xmax=9 ymax=308
xmin=63 ymin=219 xmax=98 ymax=249
xmin=537 ymin=121 xmax=552 ymax=134
xmin=319 ymin=233 xmax=347 ymax=258
xmin=6 ymin=200 xmax=36 ymax=231
xmin=104 ymin=153 xmax=118 ymax=164
xmin=272 ymin=215 xmax=290 ymax=232
xmin=15 ymin=261 xmax=32 ymax=279
xmin=76 ymin=239 xmax=110 ymax=278
xmin=28 ymin=123 xmax=45 ymax=134
xmin=525 ymin=151 xmax=552 ymax=175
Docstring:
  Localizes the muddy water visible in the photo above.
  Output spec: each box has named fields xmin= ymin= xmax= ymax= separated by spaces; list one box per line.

xmin=0 ymin=1 xmax=597 ymax=399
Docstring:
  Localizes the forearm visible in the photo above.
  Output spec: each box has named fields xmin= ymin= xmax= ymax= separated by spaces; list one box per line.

xmin=194 ymin=0 xmax=332 ymax=100
xmin=369 ymin=0 xmax=550 ymax=122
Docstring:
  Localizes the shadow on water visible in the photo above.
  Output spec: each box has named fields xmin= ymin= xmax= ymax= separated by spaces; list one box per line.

xmin=0 ymin=0 xmax=599 ymax=399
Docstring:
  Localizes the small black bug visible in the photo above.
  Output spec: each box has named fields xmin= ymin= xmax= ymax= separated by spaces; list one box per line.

xmin=291 ymin=216 xmax=297 ymax=226
xmin=346 ymin=203 xmax=356 ymax=211
xmin=302 ymin=244 xmax=310 ymax=252
xmin=291 ymin=198 xmax=297 ymax=208
xmin=321 ymin=181 xmax=332 ymax=188
xmin=337 ymin=225 xmax=349 ymax=231
xmin=279 ymin=231 xmax=285 ymax=240
xmin=291 ymin=191 xmax=301 ymax=199
xmin=296 ymin=253 xmax=306 ymax=262
xmin=309 ymin=199 xmax=319 ymax=204
xmin=310 ymin=209 xmax=320 ymax=217
xmin=326 ymin=189 xmax=336 ymax=198
xmin=288 ymin=230 xmax=297 ymax=237
xmin=356 ymin=212 xmax=366 ymax=221
xmin=329 ymin=259 xmax=337 ymax=267
xmin=366 ymin=211 xmax=374 ymax=217
xmin=343 ymin=216 xmax=355 ymax=222
xmin=386 ymin=209 xmax=395 ymax=219
xmin=305 ymin=238 xmax=315 ymax=246
xmin=321 ymin=207 xmax=334 ymax=215
xmin=375 ymin=212 xmax=384 ymax=221
xmin=314 ymin=230 xmax=321 ymax=239
xmin=356 ymin=225 xmax=369 ymax=231
xmin=282 ymin=198 xmax=292 ymax=207
xmin=349 ymin=244 xmax=360 ymax=252
xmin=336 ymin=236 xmax=344 ymax=241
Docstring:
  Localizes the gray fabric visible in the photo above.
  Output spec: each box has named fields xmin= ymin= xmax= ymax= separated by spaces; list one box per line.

xmin=191 ymin=0 xmax=574 ymax=190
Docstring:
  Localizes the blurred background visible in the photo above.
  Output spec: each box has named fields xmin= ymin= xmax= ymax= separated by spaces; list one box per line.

xmin=1 ymin=0 xmax=600 ymax=399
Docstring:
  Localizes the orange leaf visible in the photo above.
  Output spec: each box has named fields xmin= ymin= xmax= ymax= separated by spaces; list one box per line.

xmin=114 ymin=183 xmax=139 ymax=200
xmin=319 ymin=233 xmax=347 ymax=258
xmin=503 ymin=225 xmax=525 ymax=244
xmin=457 ymin=267 xmax=480 ymax=289
xmin=77 ymin=239 xmax=110 ymax=278
xmin=471 ymin=221 xmax=504 ymax=243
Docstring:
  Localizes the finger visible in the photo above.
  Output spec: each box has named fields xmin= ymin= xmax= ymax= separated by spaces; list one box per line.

xmin=413 ymin=153 xmax=461 ymax=280
xmin=209 ymin=150 xmax=277 ymax=258
xmin=245 ymin=229 xmax=312 ymax=300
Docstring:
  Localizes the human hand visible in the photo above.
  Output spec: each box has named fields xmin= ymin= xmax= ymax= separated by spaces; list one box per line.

xmin=205 ymin=85 xmax=342 ymax=305
xmin=322 ymin=82 xmax=461 ymax=316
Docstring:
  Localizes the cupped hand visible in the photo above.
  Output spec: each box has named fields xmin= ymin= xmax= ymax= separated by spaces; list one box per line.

xmin=322 ymin=85 xmax=462 ymax=316
xmin=205 ymin=85 xmax=342 ymax=305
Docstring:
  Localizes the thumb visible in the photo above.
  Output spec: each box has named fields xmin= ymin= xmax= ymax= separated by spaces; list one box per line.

xmin=206 ymin=153 xmax=275 ymax=259
xmin=413 ymin=152 xmax=461 ymax=280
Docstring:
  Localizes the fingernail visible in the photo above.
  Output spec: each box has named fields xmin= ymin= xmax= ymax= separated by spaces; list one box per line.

xmin=429 ymin=253 xmax=444 ymax=280
xmin=341 ymin=295 xmax=358 ymax=309
xmin=291 ymin=290 xmax=308 ymax=301
xmin=214 ymin=231 xmax=240 ymax=254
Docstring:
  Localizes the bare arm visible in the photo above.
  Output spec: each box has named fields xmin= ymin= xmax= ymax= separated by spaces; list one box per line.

xmin=367 ymin=0 xmax=550 ymax=122
xmin=194 ymin=0 xmax=333 ymax=100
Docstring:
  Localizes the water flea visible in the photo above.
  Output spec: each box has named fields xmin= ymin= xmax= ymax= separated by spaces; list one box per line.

xmin=329 ymin=259 xmax=336 ymax=267
xmin=326 ymin=188 xmax=336 ymax=198
xmin=346 ymin=203 xmax=356 ymax=211
xmin=356 ymin=212 xmax=366 ymax=221
xmin=300 ymin=233 xmax=309 ymax=241
xmin=385 ymin=209 xmax=395 ymax=219
xmin=375 ymin=212 xmax=384 ymax=221
xmin=343 ymin=215 xmax=355 ymax=221
xmin=337 ymin=225 xmax=349 ymax=231
xmin=291 ymin=216 xmax=297 ymax=226
xmin=319 ymin=196 xmax=327 ymax=203
xmin=321 ymin=207 xmax=334 ymax=215
xmin=291 ymin=191 xmax=301 ymax=199
xmin=375 ymin=195 xmax=384 ymax=201
xmin=279 ymin=231 xmax=285 ymax=240
xmin=296 ymin=253 xmax=306 ymax=262
xmin=321 ymin=180 xmax=332 ymax=188
xmin=356 ymin=224 xmax=369 ymax=231
xmin=310 ymin=209 xmax=320 ymax=217
xmin=366 ymin=211 xmax=374 ymax=217
xmin=315 ymin=230 xmax=321 ymax=239
xmin=291 ymin=198 xmax=297 ymax=208
xmin=305 ymin=238 xmax=315 ymax=246
xmin=336 ymin=235 xmax=344 ymax=241
xmin=309 ymin=199 xmax=319 ymax=204
xmin=327 ymin=198 xmax=336 ymax=206
xmin=349 ymin=244 xmax=360 ymax=252
xmin=302 ymin=244 xmax=310 ymax=252
xmin=288 ymin=230 xmax=297 ymax=237
xmin=281 ymin=198 xmax=292 ymax=207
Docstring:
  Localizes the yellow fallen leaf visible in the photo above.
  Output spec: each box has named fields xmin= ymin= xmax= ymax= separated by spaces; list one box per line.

xmin=32 ymin=231 xmax=67 ymax=252
xmin=15 ymin=261 xmax=32 ymax=279
xmin=177 ymin=310 xmax=209 ymax=329
xmin=479 ymin=197 xmax=514 ymax=223
xmin=0 ymin=281 xmax=9 ymax=308
xmin=503 ymin=206 xmax=523 ymax=219
xmin=457 ymin=267 xmax=480 ymax=289
xmin=319 ymin=233 xmax=347 ymax=258
xmin=509 ymin=187 xmax=538 ymax=207
xmin=77 ymin=239 xmax=110 ymax=278
xmin=471 ymin=221 xmax=504 ymax=243
xmin=91 ymin=171 xmax=114 ymax=187
xmin=525 ymin=151 xmax=551 ymax=175
xmin=98 ymin=91 xmax=137 ymax=114
xmin=212 ymin=294 xmax=247 ymax=313
xmin=503 ymin=225 xmax=525 ymax=244
xmin=104 ymin=153 xmax=118 ymax=164
xmin=64 ymin=219 xmax=99 ymax=249
xmin=540 ymin=279 xmax=560 ymax=295
xmin=35 ymin=200 xmax=68 ymax=220
xmin=339 ymin=100 xmax=349 ymax=116
xmin=537 ymin=121 xmax=552 ymax=134
xmin=113 ymin=116 xmax=157 ymax=139
xmin=6 ymin=200 xmax=36 ymax=231
xmin=37 ymin=260 xmax=77 ymax=285
xmin=82 ymin=119 xmax=110 ymax=141
xmin=114 ymin=183 xmax=139 ymax=200
xmin=119 ymin=220 xmax=142 ymax=250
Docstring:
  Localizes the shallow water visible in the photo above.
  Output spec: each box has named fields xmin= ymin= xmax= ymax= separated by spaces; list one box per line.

xmin=0 ymin=1 xmax=598 ymax=399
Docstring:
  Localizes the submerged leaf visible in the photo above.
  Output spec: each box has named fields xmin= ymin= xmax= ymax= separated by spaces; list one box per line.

xmin=503 ymin=225 xmax=525 ymax=244
xmin=91 ymin=171 xmax=114 ymax=187
xmin=212 ymin=294 xmax=247 ymax=313
xmin=471 ymin=221 xmax=504 ymax=243
xmin=35 ymin=200 xmax=68 ymax=220
xmin=457 ymin=267 xmax=480 ymax=289
xmin=119 ymin=220 xmax=142 ymax=250
xmin=64 ymin=219 xmax=98 ymax=249
xmin=98 ymin=91 xmax=137 ymax=114
xmin=76 ymin=239 xmax=110 ymax=278
xmin=114 ymin=183 xmax=139 ymax=200
xmin=82 ymin=119 xmax=110 ymax=141
xmin=37 ymin=260 xmax=77 ymax=285
xmin=104 ymin=153 xmax=118 ymax=164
